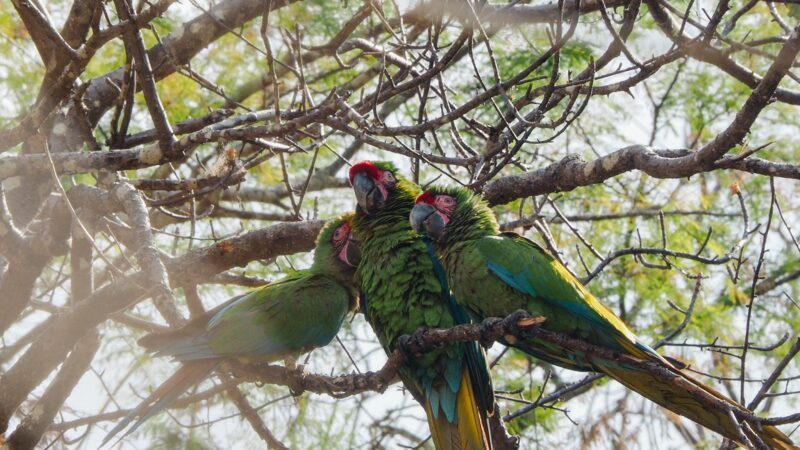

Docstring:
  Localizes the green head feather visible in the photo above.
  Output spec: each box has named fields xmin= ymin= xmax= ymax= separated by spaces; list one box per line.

xmin=420 ymin=185 xmax=499 ymax=248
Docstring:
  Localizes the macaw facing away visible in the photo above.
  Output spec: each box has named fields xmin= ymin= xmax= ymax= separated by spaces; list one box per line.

xmin=103 ymin=214 xmax=361 ymax=444
xmin=349 ymin=161 xmax=494 ymax=450
xmin=410 ymin=186 xmax=798 ymax=450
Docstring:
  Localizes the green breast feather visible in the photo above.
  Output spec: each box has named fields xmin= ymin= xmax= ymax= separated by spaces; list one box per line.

xmin=353 ymin=176 xmax=491 ymax=423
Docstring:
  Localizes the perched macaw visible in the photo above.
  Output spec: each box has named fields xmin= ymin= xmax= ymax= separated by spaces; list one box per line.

xmin=410 ymin=186 xmax=798 ymax=450
xmin=103 ymin=214 xmax=361 ymax=444
xmin=349 ymin=161 xmax=494 ymax=450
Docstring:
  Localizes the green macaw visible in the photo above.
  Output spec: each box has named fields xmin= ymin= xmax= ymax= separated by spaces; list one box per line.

xmin=410 ymin=186 xmax=798 ymax=450
xmin=103 ymin=213 xmax=361 ymax=444
xmin=349 ymin=161 xmax=494 ymax=450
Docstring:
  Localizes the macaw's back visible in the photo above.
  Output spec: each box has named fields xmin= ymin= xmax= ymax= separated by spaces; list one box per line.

xmin=413 ymin=185 xmax=798 ymax=450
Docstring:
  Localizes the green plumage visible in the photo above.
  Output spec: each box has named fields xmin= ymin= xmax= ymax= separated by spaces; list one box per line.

xmin=203 ymin=271 xmax=354 ymax=358
xmin=104 ymin=214 xmax=359 ymax=444
xmin=420 ymin=187 xmax=661 ymax=363
xmin=419 ymin=186 xmax=798 ymax=449
xmin=143 ymin=214 xmax=359 ymax=362
xmin=350 ymin=162 xmax=493 ymax=449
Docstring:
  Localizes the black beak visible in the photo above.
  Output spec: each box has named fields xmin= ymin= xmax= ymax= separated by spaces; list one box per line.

xmin=352 ymin=172 xmax=385 ymax=215
xmin=344 ymin=236 xmax=361 ymax=267
xmin=409 ymin=203 xmax=446 ymax=241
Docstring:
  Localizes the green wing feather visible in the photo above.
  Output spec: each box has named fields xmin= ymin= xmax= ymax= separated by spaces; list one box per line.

xmin=470 ymin=234 xmax=798 ymax=449
xmin=106 ymin=215 xmax=358 ymax=445
xmin=474 ymin=233 xmax=662 ymax=361
xmin=426 ymin=185 xmax=798 ymax=448
xmin=208 ymin=272 xmax=352 ymax=359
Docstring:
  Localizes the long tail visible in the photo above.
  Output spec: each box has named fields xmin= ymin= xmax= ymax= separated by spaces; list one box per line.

xmin=102 ymin=360 xmax=218 ymax=446
xmin=600 ymin=364 xmax=798 ymax=449
xmin=424 ymin=370 xmax=493 ymax=450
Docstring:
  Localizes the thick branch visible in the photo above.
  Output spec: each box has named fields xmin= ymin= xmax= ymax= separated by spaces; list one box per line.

xmin=228 ymin=313 xmax=548 ymax=397
xmin=112 ymin=0 xmax=176 ymax=153
xmin=431 ymin=0 xmax=627 ymax=25
xmin=645 ymin=0 xmax=800 ymax=105
xmin=227 ymin=310 xmax=780 ymax=441
xmin=0 ymin=195 xmax=71 ymax=334
xmin=112 ymin=181 xmax=183 ymax=326
xmin=484 ymin=148 xmax=800 ymax=205
xmin=81 ymin=0 xmax=299 ymax=135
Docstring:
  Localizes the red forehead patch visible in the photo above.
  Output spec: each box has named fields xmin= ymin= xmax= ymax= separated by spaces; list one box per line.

xmin=416 ymin=192 xmax=435 ymax=204
xmin=349 ymin=161 xmax=381 ymax=183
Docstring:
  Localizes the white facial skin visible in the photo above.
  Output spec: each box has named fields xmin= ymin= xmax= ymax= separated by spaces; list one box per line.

xmin=332 ymin=223 xmax=355 ymax=267
xmin=373 ymin=170 xmax=396 ymax=202
xmin=431 ymin=194 xmax=456 ymax=224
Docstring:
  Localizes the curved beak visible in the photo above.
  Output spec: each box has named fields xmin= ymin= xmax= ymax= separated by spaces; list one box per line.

xmin=409 ymin=203 xmax=446 ymax=241
xmin=352 ymin=172 xmax=385 ymax=215
xmin=344 ymin=236 xmax=361 ymax=267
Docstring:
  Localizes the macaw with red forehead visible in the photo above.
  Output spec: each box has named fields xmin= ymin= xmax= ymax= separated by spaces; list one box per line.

xmin=104 ymin=214 xmax=361 ymax=444
xmin=348 ymin=161 xmax=495 ymax=450
xmin=410 ymin=185 xmax=798 ymax=450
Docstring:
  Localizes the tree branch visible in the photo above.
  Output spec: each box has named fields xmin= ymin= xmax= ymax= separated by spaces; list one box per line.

xmin=484 ymin=147 xmax=800 ymax=205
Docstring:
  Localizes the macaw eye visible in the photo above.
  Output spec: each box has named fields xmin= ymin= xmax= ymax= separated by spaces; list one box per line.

xmin=435 ymin=195 xmax=456 ymax=211
xmin=332 ymin=225 xmax=349 ymax=245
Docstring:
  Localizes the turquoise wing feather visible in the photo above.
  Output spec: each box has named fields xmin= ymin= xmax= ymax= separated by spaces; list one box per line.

xmin=424 ymin=238 xmax=493 ymax=417
xmin=472 ymin=233 xmax=663 ymax=362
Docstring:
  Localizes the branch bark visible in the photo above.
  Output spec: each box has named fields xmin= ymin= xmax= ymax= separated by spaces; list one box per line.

xmin=5 ymin=331 xmax=99 ymax=450
xmin=484 ymin=148 xmax=800 ymax=206
xmin=0 ymin=220 xmax=324 ymax=434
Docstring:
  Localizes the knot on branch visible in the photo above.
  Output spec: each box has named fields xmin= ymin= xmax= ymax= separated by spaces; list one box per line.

xmin=558 ymin=153 xmax=587 ymax=169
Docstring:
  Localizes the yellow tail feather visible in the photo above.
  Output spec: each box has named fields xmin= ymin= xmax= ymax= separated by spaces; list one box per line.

xmin=600 ymin=364 xmax=798 ymax=449
xmin=424 ymin=370 xmax=492 ymax=450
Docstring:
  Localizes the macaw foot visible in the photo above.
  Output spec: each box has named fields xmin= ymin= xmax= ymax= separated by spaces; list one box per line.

xmin=505 ymin=310 xmax=532 ymax=336
xmin=286 ymin=363 xmax=306 ymax=396
xmin=395 ymin=329 xmax=430 ymax=360
xmin=478 ymin=319 xmax=497 ymax=349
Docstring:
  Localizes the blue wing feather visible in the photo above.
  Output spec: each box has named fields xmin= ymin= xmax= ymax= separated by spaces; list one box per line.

xmin=483 ymin=234 xmax=667 ymax=363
